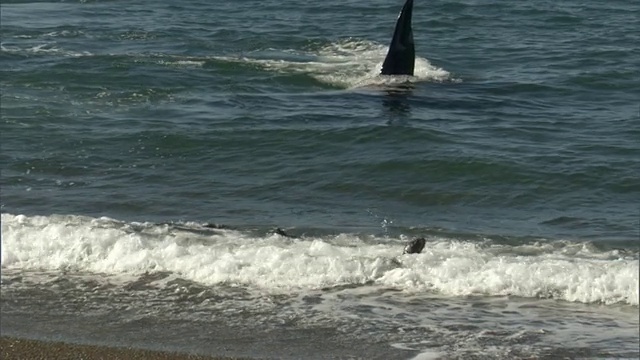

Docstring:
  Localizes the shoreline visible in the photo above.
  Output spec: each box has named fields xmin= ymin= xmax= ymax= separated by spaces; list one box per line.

xmin=0 ymin=336 xmax=251 ymax=360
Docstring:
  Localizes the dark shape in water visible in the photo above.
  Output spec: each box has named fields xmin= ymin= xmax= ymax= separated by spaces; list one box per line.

xmin=403 ymin=237 xmax=426 ymax=254
xmin=274 ymin=227 xmax=297 ymax=238
xmin=381 ymin=0 xmax=415 ymax=76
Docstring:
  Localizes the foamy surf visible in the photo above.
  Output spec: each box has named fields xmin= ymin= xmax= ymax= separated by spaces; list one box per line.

xmin=2 ymin=213 xmax=637 ymax=306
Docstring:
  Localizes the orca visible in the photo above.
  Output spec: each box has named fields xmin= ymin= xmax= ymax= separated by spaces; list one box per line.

xmin=381 ymin=0 xmax=415 ymax=76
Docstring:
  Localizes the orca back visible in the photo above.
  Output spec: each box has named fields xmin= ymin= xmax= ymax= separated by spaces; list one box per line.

xmin=381 ymin=0 xmax=415 ymax=76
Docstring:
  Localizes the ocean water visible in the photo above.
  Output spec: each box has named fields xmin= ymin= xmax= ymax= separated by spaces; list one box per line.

xmin=1 ymin=0 xmax=638 ymax=359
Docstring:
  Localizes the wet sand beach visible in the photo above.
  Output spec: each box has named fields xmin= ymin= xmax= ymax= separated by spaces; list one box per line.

xmin=0 ymin=337 xmax=249 ymax=360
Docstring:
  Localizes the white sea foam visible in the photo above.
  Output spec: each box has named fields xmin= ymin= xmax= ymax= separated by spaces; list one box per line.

xmin=314 ymin=39 xmax=452 ymax=87
xmin=0 ymin=38 xmax=448 ymax=87
xmin=217 ymin=39 xmax=452 ymax=89
xmin=1 ymin=213 xmax=638 ymax=306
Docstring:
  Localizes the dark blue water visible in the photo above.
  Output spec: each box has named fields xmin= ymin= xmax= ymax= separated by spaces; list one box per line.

xmin=2 ymin=1 xmax=639 ymax=359
xmin=2 ymin=0 xmax=639 ymax=242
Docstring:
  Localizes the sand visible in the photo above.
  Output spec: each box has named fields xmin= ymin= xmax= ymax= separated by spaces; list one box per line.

xmin=0 ymin=337 xmax=251 ymax=360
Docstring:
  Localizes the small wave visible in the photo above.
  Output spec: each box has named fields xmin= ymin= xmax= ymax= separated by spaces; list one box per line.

xmin=2 ymin=213 xmax=637 ymax=306
xmin=43 ymin=30 xmax=86 ymax=38
xmin=157 ymin=59 xmax=205 ymax=68
xmin=0 ymin=43 xmax=92 ymax=57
